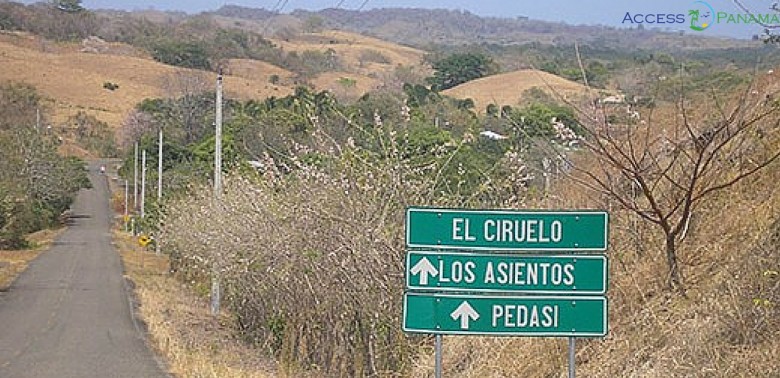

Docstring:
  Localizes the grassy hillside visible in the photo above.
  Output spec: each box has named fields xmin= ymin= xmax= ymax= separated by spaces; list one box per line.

xmin=442 ymin=69 xmax=592 ymax=112
xmin=0 ymin=31 xmax=294 ymax=128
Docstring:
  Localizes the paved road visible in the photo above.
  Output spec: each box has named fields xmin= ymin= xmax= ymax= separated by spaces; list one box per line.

xmin=0 ymin=162 xmax=168 ymax=377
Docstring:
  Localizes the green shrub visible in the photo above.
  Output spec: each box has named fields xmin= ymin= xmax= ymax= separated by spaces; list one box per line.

xmin=150 ymin=40 xmax=211 ymax=70
xmin=103 ymin=82 xmax=119 ymax=91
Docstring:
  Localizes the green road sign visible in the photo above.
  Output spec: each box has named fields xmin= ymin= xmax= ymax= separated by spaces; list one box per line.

xmin=406 ymin=207 xmax=608 ymax=251
xmin=403 ymin=293 xmax=607 ymax=337
xmin=406 ymin=251 xmax=607 ymax=294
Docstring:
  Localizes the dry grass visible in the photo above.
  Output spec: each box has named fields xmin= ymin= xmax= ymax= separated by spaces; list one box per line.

xmin=114 ymin=231 xmax=277 ymax=378
xmin=224 ymin=58 xmax=295 ymax=83
xmin=270 ymin=30 xmax=425 ymax=74
xmin=408 ymin=120 xmax=780 ymax=377
xmin=0 ymin=31 xmax=293 ymax=128
xmin=310 ymin=71 xmax=381 ymax=100
xmin=0 ymin=227 xmax=64 ymax=290
xmin=0 ymin=28 xmax=423 ymax=135
xmin=408 ymin=174 xmax=780 ymax=377
xmin=442 ymin=69 xmax=593 ymax=112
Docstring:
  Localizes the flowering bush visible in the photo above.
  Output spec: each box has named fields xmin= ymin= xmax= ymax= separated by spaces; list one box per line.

xmin=162 ymin=125 xmax=533 ymax=375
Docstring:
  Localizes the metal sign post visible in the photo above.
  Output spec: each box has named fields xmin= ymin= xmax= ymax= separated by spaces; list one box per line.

xmin=435 ymin=334 xmax=442 ymax=378
xmin=568 ymin=337 xmax=576 ymax=378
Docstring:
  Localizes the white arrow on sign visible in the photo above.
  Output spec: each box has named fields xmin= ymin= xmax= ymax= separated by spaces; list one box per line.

xmin=450 ymin=301 xmax=479 ymax=330
xmin=410 ymin=257 xmax=438 ymax=285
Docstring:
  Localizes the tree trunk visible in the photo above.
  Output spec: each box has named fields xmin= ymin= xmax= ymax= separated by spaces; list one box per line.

xmin=665 ymin=235 xmax=682 ymax=291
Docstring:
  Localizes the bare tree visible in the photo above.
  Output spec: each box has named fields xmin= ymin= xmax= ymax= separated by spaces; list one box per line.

xmin=161 ymin=70 xmax=212 ymax=144
xmin=558 ymin=75 xmax=780 ymax=291
xmin=119 ymin=110 xmax=155 ymax=150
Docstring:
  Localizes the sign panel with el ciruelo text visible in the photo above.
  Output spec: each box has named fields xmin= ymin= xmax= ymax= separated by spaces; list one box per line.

xmin=405 ymin=208 xmax=608 ymax=251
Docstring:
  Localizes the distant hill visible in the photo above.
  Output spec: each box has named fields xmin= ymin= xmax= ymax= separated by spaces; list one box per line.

xmin=211 ymin=6 xmax=760 ymax=51
xmin=442 ymin=69 xmax=592 ymax=112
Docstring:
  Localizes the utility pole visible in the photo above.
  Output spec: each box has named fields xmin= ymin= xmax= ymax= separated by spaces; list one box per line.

xmin=158 ymin=129 xmax=163 ymax=201
xmin=211 ymin=71 xmax=223 ymax=316
xmin=214 ymin=72 xmax=223 ymax=200
xmin=133 ymin=142 xmax=138 ymax=214
xmin=141 ymin=150 xmax=146 ymax=220
xmin=156 ymin=128 xmax=163 ymax=255
xmin=124 ymin=179 xmax=129 ymax=233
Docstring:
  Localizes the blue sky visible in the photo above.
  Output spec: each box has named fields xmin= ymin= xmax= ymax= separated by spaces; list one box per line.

xmin=26 ymin=0 xmax=779 ymax=38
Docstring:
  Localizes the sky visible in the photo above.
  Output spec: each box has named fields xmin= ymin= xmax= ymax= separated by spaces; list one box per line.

xmin=25 ymin=0 xmax=779 ymax=38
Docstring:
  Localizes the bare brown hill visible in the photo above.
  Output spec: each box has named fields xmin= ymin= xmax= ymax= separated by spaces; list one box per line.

xmin=442 ymin=69 xmax=594 ymax=112
xmin=0 ymin=27 xmax=428 ymax=133
xmin=270 ymin=30 xmax=425 ymax=72
xmin=0 ymin=32 xmax=294 ymax=128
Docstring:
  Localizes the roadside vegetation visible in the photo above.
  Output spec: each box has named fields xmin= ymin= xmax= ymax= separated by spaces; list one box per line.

xmin=0 ymin=82 xmax=90 ymax=249
xmin=121 ymin=48 xmax=780 ymax=375
xmin=1 ymin=1 xmax=778 ymax=376
xmin=114 ymin=230 xmax=275 ymax=377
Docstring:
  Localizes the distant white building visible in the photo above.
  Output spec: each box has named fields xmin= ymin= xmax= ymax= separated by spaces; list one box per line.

xmin=599 ymin=94 xmax=626 ymax=104
xmin=247 ymin=160 xmax=264 ymax=169
xmin=480 ymin=130 xmax=508 ymax=140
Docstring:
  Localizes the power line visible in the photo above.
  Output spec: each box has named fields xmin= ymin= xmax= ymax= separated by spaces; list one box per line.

xmin=278 ymin=0 xmax=290 ymax=13
xmin=340 ymin=0 xmax=370 ymax=25
xmin=261 ymin=0 xmax=291 ymax=36
xmin=354 ymin=0 xmax=370 ymax=12
xmin=731 ymin=0 xmax=780 ymax=29
xmin=268 ymin=0 xmax=284 ymax=13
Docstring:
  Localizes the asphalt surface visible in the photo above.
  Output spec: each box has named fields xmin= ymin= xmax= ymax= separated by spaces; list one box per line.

xmin=0 ymin=162 xmax=168 ymax=378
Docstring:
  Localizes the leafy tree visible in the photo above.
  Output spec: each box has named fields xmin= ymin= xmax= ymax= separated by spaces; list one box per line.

xmin=66 ymin=111 xmax=117 ymax=157
xmin=426 ymin=52 xmax=497 ymax=91
xmin=236 ymin=107 xmax=310 ymax=168
xmin=150 ymin=40 xmax=211 ymax=70
xmin=508 ymin=103 xmax=580 ymax=142
xmin=539 ymin=61 xmax=560 ymax=75
xmin=0 ymin=84 xmax=89 ymax=248
xmin=486 ymin=104 xmax=499 ymax=117
xmin=403 ymin=83 xmax=441 ymax=108
xmin=398 ymin=124 xmax=451 ymax=160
